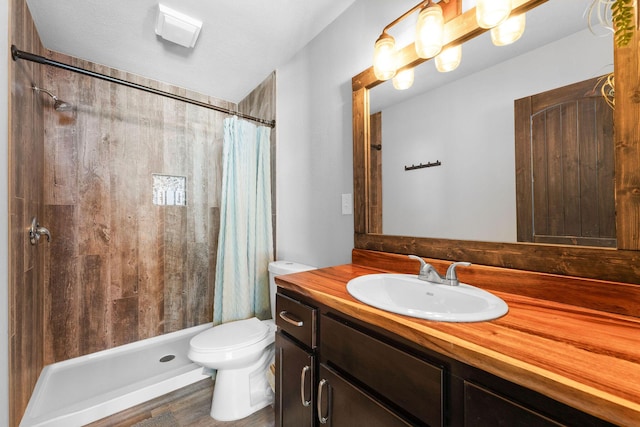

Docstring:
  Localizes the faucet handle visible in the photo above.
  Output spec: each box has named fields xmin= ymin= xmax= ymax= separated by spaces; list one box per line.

xmin=408 ymin=255 xmax=444 ymax=283
xmin=408 ymin=254 xmax=427 ymax=269
xmin=445 ymin=262 xmax=471 ymax=286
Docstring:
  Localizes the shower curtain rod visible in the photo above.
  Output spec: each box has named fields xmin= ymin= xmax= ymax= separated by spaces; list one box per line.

xmin=11 ymin=45 xmax=276 ymax=128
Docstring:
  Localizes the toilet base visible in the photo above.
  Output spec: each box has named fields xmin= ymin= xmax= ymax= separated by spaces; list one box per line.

xmin=210 ymin=345 xmax=275 ymax=421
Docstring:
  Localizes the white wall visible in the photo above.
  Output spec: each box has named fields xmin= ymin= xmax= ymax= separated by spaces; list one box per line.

xmin=276 ymin=0 xmax=418 ymax=267
xmin=1 ymin=1 xmax=10 ymax=425
xmin=275 ymin=0 xmax=615 ymax=261
xmin=382 ymin=29 xmax=613 ymax=241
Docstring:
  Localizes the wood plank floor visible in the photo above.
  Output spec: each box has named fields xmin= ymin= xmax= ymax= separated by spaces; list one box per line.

xmin=87 ymin=379 xmax=275 ymax=427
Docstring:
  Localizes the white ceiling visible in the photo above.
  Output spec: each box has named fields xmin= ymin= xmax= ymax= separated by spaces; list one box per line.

xmin=26 ymin=0 xmax=356 ymax=103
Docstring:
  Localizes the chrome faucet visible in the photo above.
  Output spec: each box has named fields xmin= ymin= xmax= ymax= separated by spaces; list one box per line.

xmin=408 ymin=255 xmax=471 ymax=286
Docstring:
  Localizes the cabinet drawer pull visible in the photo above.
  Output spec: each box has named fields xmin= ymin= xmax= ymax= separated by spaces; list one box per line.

xmin=279 ymin=310 xmax=304 ymax=327
xmin=300 ymin=365 xmax=311 ymax=406
xmin=317 ymin=378 xmax=330 ymax=424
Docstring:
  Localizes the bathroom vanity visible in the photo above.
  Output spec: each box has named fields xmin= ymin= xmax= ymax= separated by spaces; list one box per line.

xmin=274 ymin=250 xmax=640 ymax=426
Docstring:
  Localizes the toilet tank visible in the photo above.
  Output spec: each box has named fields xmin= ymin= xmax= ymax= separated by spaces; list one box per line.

xmin=268 ymin=261 xmax=316 ymax=319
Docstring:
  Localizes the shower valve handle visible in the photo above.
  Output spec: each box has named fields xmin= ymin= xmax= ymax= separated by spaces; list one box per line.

xmin=29 ymin=217 xmax=51 ymax=245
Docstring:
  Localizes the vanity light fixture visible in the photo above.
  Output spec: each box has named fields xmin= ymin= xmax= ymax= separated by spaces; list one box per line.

xmin=392 ymin=68 xmax=415 ymax=90
xmin=373 ymin=33 xmax=398 ymax=80
xmin=373 ymin=0 xmax=527 ymax=90
xmin=435 ymin=44 xmax=462 ymax=72
xmin=476 ymin=0 xmax=512 ymax=29
xmin=491 ymin=12 xmax=526 ymax=46
xmin=415 ymin=2 xmax=445 ymax=59
xmin=373 ymin=0 xmax=453 ymax=82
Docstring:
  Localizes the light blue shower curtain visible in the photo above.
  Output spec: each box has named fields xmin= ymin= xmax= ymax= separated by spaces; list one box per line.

xmin=213 ymin=116 xmax=274 ymax=325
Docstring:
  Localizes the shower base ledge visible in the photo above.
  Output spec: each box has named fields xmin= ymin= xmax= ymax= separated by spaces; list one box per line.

xmin=20 ymin=323 xmax=212 ymax=427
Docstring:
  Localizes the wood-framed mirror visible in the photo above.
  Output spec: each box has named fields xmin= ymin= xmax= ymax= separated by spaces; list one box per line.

xmin=352 ymin=0 xmax=640 ymax=284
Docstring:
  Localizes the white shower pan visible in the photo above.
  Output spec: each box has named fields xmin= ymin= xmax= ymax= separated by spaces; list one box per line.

xmin=20 ymin=323 xmax=212 ymax=427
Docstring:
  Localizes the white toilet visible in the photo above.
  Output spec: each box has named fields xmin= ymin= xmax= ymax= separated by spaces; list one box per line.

xmin=188 ymin=260 xmax=316 ymax=421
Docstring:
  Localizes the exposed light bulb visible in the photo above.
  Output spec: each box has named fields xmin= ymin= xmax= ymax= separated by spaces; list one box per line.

xmin=373 ymin=33 xmax=397 ymax=80
xmin=392 ymin=68 xmax=415 ymax=90
xmin=476 ymin=0 xmax=512 ymax=29
xmin=435 ymin=45 xmax=462 ymax=72
xmin=415 ymin=3 xmax=444 ymax=59
xmin=491 ymin=13 xmax=526 ymax=46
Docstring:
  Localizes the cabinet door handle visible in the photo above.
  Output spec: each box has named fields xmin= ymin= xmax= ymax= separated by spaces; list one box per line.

xmin=279 ymin=310 xmax=304 ymax=327
xmin=300 ymin=365 xmax=311 ymax=407
xmin=317 ymin=378 xmax=330 ymax=424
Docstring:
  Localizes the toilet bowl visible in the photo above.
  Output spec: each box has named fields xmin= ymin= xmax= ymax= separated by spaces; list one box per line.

xmin=188 ymin=260 xmax=316 ymax=421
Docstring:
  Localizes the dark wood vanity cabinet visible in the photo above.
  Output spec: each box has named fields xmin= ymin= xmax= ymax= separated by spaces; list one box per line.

xmin=275 ymin=290 xmax=613 ymax=427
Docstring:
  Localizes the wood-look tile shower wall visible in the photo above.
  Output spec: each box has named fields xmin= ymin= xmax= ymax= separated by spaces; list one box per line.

xmin=9 ymin=0 xmax=47 ymax=424
xmin=40 ymin=60 xmax=276 ymax=364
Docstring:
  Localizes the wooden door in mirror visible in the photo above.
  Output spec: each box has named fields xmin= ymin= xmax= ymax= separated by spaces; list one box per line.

xmin=515 ymin=76 xmax=615 ymax=248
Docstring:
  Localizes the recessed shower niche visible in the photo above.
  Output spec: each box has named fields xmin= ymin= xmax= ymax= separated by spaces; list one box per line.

xmin=153 ymin=174 xmax=187 ymax=206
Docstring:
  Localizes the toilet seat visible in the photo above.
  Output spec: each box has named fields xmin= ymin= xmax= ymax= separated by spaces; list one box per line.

xmin=185 ymin=260 xmax=317 ymax=422
xmin=190 ymin=317 xmax=269 ymax=353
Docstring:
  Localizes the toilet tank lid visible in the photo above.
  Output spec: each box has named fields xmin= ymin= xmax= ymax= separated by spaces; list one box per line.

xmin=269 ymin=260 xmax=316 ymax=276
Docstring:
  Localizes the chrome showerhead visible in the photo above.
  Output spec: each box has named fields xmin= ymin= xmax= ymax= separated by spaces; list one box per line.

xmin=32 ymin=85 xmax=73 ymax=111
xmin=53 ymin=98 xmax=73 ymax=112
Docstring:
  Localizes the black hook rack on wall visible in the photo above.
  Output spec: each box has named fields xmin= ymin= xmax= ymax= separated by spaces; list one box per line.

xmin=404 ymin=160 xmax=442 ymax=171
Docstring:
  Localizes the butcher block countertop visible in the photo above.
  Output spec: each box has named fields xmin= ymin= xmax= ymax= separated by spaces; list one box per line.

xmin=275 ymin=259 xmax=640 ymax=426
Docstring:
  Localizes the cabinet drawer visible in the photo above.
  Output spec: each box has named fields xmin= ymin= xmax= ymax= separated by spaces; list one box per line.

xmin=276 ymin=293 xmax=317 ymax=349
xmin=321 ymin=315 xmax=444 ymax=426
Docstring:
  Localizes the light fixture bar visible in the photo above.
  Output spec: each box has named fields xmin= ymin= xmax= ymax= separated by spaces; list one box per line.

xmin=372 ymin=0 xmax=458 ymax=82
xmin=378 ymin=0 xmax=458 ymax=39
xmin=380 ymin=1 xmax=433 ymax=36
xmin=356 ymin=0 xmax=548 ymax=91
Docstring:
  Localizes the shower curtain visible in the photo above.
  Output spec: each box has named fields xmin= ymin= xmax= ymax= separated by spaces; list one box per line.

xmin=213 ymin=116 xmax=274 ymax=325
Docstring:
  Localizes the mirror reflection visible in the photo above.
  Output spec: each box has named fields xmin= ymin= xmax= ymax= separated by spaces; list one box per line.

xmin=369 ymin=0 xmax=614 ymax=244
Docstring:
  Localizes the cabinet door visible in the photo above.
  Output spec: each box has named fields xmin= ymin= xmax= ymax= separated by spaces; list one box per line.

xmin=317 ymin=364 xmax=412 ymax=427
xmin=275 ymin=332 xmax=315 ymax=427
xmin=464 ymin=382 xmax=563 ymax=426
xmin=321 ymin=314 xmax=443 ymax=426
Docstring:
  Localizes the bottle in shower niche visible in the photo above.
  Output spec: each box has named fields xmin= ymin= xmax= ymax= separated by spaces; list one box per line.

xmin=153 ymin=186 xmax=166 ymax=206
xmin=175 ymin=189 xmax=186 ymax=206
xmin=166 ymin=188 xmax=176 ymax=206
